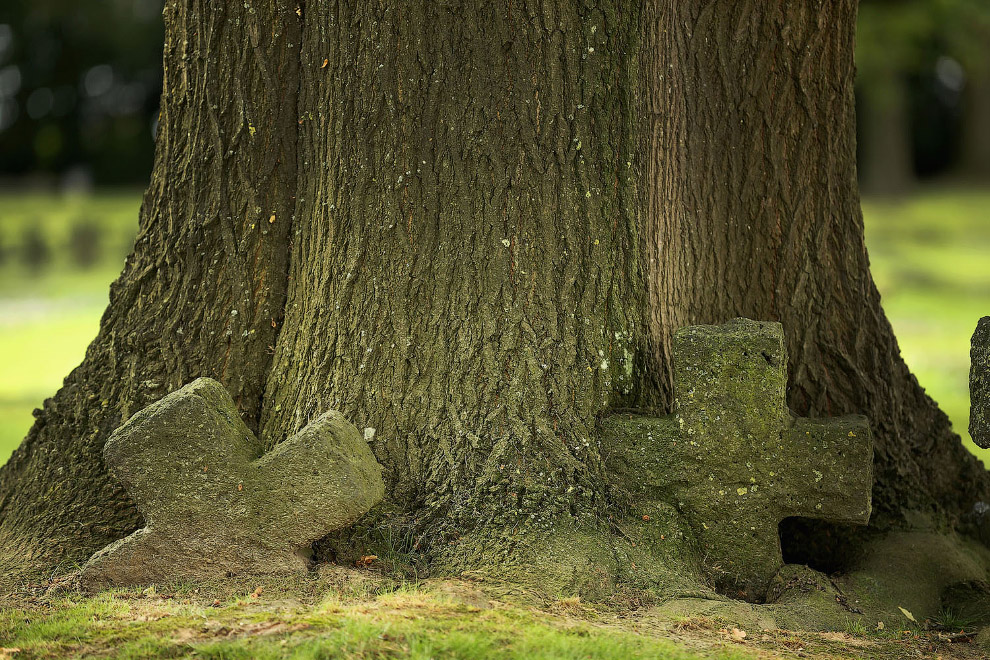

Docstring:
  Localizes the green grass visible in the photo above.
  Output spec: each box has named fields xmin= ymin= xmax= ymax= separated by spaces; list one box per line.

xmin=0 ymin=188 xmax=987 ymax=467
xmin=0 ymin=582 xmax=761 ymax=660
xmin=863 ymin=188 xmax=990 ymax=466
xmin=0 ymin=190 xmax=140 ymax=464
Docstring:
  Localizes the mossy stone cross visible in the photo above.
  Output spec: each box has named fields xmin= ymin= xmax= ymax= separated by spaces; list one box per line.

xmin=604 ymin=319 xmax=873 ymax=600
xmin=971 ymin=316 xmax=990 ymax=449
xmin=79 ymin=378 xmax=385 ymax=588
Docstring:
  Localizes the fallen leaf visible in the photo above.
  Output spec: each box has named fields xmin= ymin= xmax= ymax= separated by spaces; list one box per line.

xmin=322 ymin=58 xmax=329 ymax=68
xmin=876 ymin=621 xmax=885 ymax=631
xmin=898 ymin=606 xmax=917 ymax=623
xmin=730 ymin=628 xmax=747 ymax=642
xmin=356 ymin=555 xmax=378 ymax=567
xmin=251 ymin=586 xmax=264 ymax=598
xmin=0 ymin=649 xmax=22 ymax=659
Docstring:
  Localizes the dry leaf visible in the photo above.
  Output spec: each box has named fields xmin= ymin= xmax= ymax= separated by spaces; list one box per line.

xmin=730 ymin=628 xmax=747 ymax=642
xmin=898 ymin=606 xmax=917 ymax=623
xmin=356 ymin=555 xmax=378 ymax=567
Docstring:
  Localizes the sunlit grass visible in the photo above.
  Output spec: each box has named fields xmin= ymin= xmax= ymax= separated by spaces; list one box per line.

xmin=0 ymin=584 xmax=756 ymax=660
xmin=863 ymin=188 xmax=990 ymax=467
xmin=0 ymin=190 xmax=140 ymax=463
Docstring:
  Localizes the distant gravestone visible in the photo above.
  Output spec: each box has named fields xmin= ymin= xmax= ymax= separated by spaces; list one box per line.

xmin=604 ymin=319 xmax=873 ymax=600
xmin=971 ymin=317 xmax=990 ymax=449
xmin=67 ymin=219 xmax=103 ymax=269
xmin=20 ymin=223 xmax=50 ymax=272
xmin=79 ymin=378 xmax=385 ymax=588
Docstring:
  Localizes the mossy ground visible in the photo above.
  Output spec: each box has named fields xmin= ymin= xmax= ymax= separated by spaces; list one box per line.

xmin=1 ymin=563 xmax=987 ymax=660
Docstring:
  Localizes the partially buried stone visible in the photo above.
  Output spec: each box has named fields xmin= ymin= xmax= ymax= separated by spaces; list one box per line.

xmin=971 ymin=316 xmax=990 ymax=449
xmin=603 ymin=319 xmax=873 ymax=600
xmin=79 ymin=378 xmax=384 ymax=588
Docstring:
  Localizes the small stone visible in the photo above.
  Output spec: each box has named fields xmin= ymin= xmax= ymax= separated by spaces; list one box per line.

xmin=604 ymin=319 xmax=873 ymax=600
xmin=79 ymin=378 xmax=385 ymax=588
xmin=971 ymin=317 xmax=989 ymax=448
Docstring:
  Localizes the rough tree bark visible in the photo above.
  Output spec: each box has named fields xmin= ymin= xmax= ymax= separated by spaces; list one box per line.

xmin=1 ymin=0 xmax=987 ymax=584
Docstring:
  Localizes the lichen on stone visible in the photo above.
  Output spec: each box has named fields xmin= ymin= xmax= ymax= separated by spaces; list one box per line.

xmin=603 ymin=319 xmax=873 ymax=601
xmin=79 ymin=378 xmax=385 ymax=589
xmin=971 ymin=316 xmax=989 ymax=448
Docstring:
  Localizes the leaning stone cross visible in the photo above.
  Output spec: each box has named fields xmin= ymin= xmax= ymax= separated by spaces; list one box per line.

xmin=79 ymin=378 xmax=385 ymax=588
xmin=971 ymin=316 xmax=989 ymax=448
xmin=604 ymin=319 xmax=873 ymax=599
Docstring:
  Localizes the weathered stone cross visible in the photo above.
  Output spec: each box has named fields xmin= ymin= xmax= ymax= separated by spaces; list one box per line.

xmin=604 ymin=318 xmax=873 ymax=599
xmin=971 ymin=316 xmax=989 ymax=449
xmin=79 ymin=378 xmax=385 ymax=588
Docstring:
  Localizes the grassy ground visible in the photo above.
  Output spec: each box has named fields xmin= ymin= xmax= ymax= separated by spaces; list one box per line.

xmin=0 ymin=190 xmax=139 ymax=464
xmin=863 ymin=189 xmax=990 ymax=465
xmin=1 ymin=571 xmax=986 ymax=660
xmin=0 ymin=187 xmax=987 ymax=466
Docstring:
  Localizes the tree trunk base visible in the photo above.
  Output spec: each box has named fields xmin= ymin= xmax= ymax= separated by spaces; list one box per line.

xmin=314 ymin=507 xmax=707 ymax=602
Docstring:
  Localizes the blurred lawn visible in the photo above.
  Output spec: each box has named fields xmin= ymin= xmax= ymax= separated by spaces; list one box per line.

xmin=0 ymin=190 xmax=140 ymax=465
xmin=0 ymin=189 xmax=987 ymax=468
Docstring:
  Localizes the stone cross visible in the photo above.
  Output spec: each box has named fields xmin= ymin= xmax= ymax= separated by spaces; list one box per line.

xmin=604 ymin=318 xmax=873 ymax=600
xmin=971 ymin=316 xmax=989 ymax=449
xmin=79 ymin=378 xmax=385 ymax=588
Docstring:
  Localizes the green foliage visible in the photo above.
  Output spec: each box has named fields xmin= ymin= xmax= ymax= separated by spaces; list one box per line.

xmin=932 ymin=0 xmax=990 ymax=71
xmin=857 ymin=0 xmax=990 ymax=79
xmin=844 ymin=617 xmax=868 ymax=636
xmin=928 ymin=606 xmax=978 ymax=632
xmin=857 ymin=1 xmax=936 ymax=80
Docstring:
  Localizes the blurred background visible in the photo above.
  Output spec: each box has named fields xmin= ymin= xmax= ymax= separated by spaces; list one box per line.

xmin=0 ymin=0 xmax=987 ymax=467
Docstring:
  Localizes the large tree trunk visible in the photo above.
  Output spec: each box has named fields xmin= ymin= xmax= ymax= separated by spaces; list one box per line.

xmin=2 ymin=0 xmax=987 ymax=584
